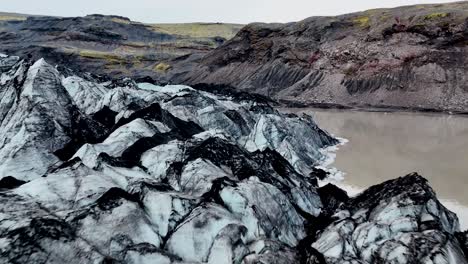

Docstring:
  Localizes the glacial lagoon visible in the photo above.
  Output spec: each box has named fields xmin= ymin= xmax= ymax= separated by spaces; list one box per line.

xmin=287 ymin=108 xmax=468 ymax=229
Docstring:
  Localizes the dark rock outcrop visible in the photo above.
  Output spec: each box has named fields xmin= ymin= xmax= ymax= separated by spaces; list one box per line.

xmin=0 ymin=176 xmax=26 ymax=189
xmin=171 ymin=2 xmax=468 ymax=113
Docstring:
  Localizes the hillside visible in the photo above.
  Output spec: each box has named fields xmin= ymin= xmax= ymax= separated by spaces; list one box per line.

xmin=0 ymin=14 xmax=242 ymax=81
xmin=151 ymin=23 xmax=243 ymax=39
xmin=170 ymin=1 xmax=468 ymax=112
xmin=0 ymin=12 xmax=30 ymax=21
xmin=2 ymin=2 xmax=468 ymax=112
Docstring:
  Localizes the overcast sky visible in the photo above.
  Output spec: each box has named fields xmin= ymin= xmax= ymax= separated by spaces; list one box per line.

xmin=2 ymin=0 xmax=462 ymax=24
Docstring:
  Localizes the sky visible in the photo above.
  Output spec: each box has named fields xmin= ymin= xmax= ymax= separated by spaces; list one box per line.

xmin=1 ymin=0 xmax=462 ymax=24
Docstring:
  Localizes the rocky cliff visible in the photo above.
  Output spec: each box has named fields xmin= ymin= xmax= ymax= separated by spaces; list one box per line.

xmin=171 ymin=1 xmax=468 ymax=113
xmin=0 ymin=54 xmax=467 ymax=263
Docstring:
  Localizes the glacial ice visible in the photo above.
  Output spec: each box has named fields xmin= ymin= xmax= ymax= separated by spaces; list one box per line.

xmin=0 ymin=55 xmax=466 ymax=264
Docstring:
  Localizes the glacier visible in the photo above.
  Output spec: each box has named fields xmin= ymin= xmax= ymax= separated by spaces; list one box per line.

xmin=0 ymin=55 xmax=467 ymax=264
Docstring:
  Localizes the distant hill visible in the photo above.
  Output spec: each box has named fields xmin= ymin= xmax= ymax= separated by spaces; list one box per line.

xmin=3 ymin=2 xmax=468 ymax=112
xmin=0 ymin=12 xmax=40 ymax=20
xmin=151 ymin=23 xmax=243 ymax=40
xmin=0 ymin=13 xmax=243 ymax=81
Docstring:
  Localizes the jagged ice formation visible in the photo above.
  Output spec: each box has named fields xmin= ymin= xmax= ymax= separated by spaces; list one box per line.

xmin=0 ymin=55 xmax=466 ymax=264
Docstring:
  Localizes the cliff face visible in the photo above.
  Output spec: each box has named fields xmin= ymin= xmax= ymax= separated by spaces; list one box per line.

xmin=172 ymin=2 xmax=468 ymax=112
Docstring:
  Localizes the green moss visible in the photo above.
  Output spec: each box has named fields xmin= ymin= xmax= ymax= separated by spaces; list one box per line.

xmin=424 ymin=12 xmax=449 ymax=20
xmin=78 ymin=50 xmax=126 ymax=64
xmin=353 ymin=16 xmax=370 ymax=28
xmin=154 ymin=62 xmax=171 ymax=72
xmin=0 ymin=15 xmax=26 ymax=21
xmin=110 ymin=18 xmax=131 ymax=24
xmin=379 ymin=14 xmax=391 ymax=22
xmin=131 ymin=54 xmax=149 ymax=62
xmin=150 ymin=23 xmax=243 ymax=39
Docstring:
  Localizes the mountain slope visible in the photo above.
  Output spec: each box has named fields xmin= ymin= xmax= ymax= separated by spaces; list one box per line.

xmin=150 ymin=23 xmax=243 ymax=40
xmin=171 ymin=1 xmax=468 ymax=112
xmin=0 ymin=14 xmax=242 ymax=81
xmin=3 ymin=3 xmax=467 ymax=112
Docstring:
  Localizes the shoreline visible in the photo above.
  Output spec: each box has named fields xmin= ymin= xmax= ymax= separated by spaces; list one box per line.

xmin=279 ymin=100 xmax=468 ymax=117
xmin=317 ymin=130 xmax=468 ymax=230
